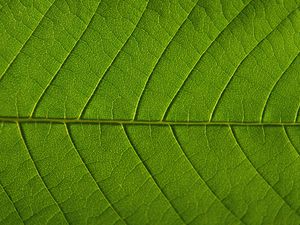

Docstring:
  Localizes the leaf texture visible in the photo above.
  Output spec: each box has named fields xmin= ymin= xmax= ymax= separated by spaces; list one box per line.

xmin=0 ymin=0 xmax=300 ymax=224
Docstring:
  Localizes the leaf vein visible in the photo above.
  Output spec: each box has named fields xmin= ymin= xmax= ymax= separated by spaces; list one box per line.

xmin=29 ymin=0 xmax=103 ymax=118
xmin=229 ymin=125 xmax=300 ymax=217
xmin=64 ymin=124 xmax=127 ymax=225
xmin=282 ymin=126 xmax=300 ymax=155
xmin=0 ymin=0 xmax=56 ymax=82
xmin=132 ymin=0 xmax=201 ymax=120
xmin=77 ymin=0 xmax=150 ymax=119
xmin=161 ymin=0 xmax=256 ymax=120
xmin=209 ymin=6 xmax=300 ymax=121
xmin=16 ymin=122 xmax=70 ymax=224
xmin=169 ymin=125 xmax=247 ymax=225
xmin=122 ymin=125 xmax=187 ymax=225
xmin=261 ymin=52 xmax=300 ymax=121
xmin=2 ymin=117 xmax=300 ymax=125
xmin=0 ymin=182 xmax=23 ymax=223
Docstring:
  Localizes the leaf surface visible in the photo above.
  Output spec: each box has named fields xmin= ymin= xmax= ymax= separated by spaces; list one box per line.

xmin=0 ymin=0 xmax=300 ymax=224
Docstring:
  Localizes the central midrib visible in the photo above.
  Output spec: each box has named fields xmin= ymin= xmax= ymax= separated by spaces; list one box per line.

xmin=0 ymin=117 xmax=299 ymax=126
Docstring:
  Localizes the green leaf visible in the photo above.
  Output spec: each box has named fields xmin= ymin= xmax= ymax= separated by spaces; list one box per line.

xmin=0 ymin=0 xmax=300 ymax=224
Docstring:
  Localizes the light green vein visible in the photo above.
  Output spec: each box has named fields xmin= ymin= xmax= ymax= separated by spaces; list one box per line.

xmin=282 ymin=126 xmax=300 ymax=155
xmin=0 ymin=0 xmax=56 ymax=82
xmin=161 ymin=0 xmax=256 ymax=120
xmin=122 ymin=125 xmax=187 ymax=225
xmin=77 ymin=0 xmax=150 ymax=119
xmin=132 ymin=0 xmax=200 ymax=120
xmin=16 ymin=122 xmax=70 ymax=224
xmin=261 ymin=52 xmax=300 ymax=122
xmin=209 ymin=6 xmax=300 ymax=121
xmin=170 ymin=125 xmax=246 ymax=225
xmin=0 ymin=183 xmax=23 ymax=224
xmin=229 ymin=125 xmax=300 ymax=217
xmin=29 ymin=0 xmax=103 ymax=118
xmin=64 ymin=124 xmax=127 ymax=225
xmin=295 ymin=102 xmax=300 ymax=122
xmin=1 ymin=117 xmax=300 ymax=126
